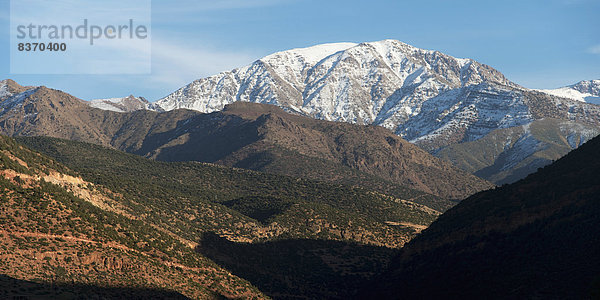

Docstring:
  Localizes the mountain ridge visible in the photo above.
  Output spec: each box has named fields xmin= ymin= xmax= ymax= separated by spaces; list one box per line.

xmin=361 ymin=133 xmax=600 ymax=299
xmin=538 ymin=79 xmax=600 ymax=104
xmin=2 ymin=40 xmax=599 ymax=186
xmin=89 ymin=95 xmax=151 ymax=113
xmin=0 ymin=81 xmax=491 ymax=201
xmin=132 ymin=40 xmax=600 ymax=184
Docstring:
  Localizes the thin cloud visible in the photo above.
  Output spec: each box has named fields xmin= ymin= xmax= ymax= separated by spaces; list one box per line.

xmin=149 ymin=38 xmax=259 ymax=87
xmin=587 ymin=45 xmax=600 ymax=55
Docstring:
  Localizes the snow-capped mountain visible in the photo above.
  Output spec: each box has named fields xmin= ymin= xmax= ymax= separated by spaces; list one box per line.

xmin=153 ymin=39 xmax=586 ymax=150
xmin=0 ymin=80 xmax=11 ymax=100
xmin=6 ymin=40 xmax=593 ymax=185
xmin=88 ymin=95 xmax=150 ymax=113
xmin=0 ymin=79 xmax=32 ymax=101
xmin=537 ymin=80 xmax=600 ymax=105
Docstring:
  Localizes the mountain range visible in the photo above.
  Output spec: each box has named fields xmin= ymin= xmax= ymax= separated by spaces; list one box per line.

xmin=2 ymin=132 xmax=443 ymax=299
xmin=538 ymin=79 xmax=600 ymax=104
xmin=88 ymin=95 xmax=151 ymax=113
xmin=55 ymin=40 xmax=598 ymax=185
xmin=0 ymin=39 xmax=599 ymax=299
xmin=2 ymin=39 xmax=599 ymax=188
xmin=2 ymin=115 xmax=598 ymax=299
xmin=362 ymin=130 xmax=600 ymax=299
xmin=0 ymin=80 xmax=491 ymax=202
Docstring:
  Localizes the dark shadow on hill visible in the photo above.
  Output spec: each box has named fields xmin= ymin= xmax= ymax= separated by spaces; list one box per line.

xmin=474 ymin=156 xmax=552 ymax=185
xmin=358 ymin=135 xmax=600 ymax=299
xmin=139 ymin=113 xmax=263 ymax=162
xmin=0 ymin=274 xmax=193 ymax=299
xmin=196 ymin=232 xmax=398 ymax=300
xmin=221 ymin=196 xmax=294 ymax=225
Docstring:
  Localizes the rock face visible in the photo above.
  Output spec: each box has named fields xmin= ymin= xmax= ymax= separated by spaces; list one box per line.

xmin=88 ymin=95 xmax=151 ymax=113
xmin=538 ymin=79 xmax=600 ymax=104
xmin=0 ymin=81 xmax=490 ymax=200
xmin=152 ymin=40 xmax=525 ymax=146
xmin=143 ymin=41 xmax=600 ymax=184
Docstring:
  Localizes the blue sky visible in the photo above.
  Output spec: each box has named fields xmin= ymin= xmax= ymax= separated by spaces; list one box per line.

xmin=1 ymin=0 xmax=599 ymax=101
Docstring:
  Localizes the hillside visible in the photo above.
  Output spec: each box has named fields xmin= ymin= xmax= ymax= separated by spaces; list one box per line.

xmin=0 ymin=82 xmax=200 ymax=149
xmin=0 ymin=135 xmax=265 ymax=299
xmin=131 ymin=102 xmax=492 ymax=201
xmin=0 ymin=80 xmax=490 ymax=203
xmin=437 ymin=118 xmax=599 ymax=184
xmin=16 ymin=135 xmax=441 ymax=298
xmin=361 ymin=134 xmax=600 ymax=299
xmin=147 ymin=41 xmax=600 ymax=184
xmin=0 ymin=275 xmax=190 ymax=299
xmin=538 ymin=79 xmax=600 ymax=104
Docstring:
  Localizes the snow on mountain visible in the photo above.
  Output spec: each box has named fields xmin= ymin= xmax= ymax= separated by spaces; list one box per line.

xmin=0 ymin=89 xmax=36 ymax=115
xmin=0 ymin=80 xmax=39 ymax=116
xmin=151 ymin=42 xmax=358 ymax=113
xmin=537 ymin=80 xmax=600 ymax=105
xmin=152 ymin=39 xmax=528 ymax=148
xmin=0 ymin=79 xmax=32 ymax=101
xmin=0 ymin=80 xmax=12 ymax=100
xmin=75 ymin=40 xmax=597 ymax=153
xmin=401 ymin=82 xmax=534 ymax=146
xmin=571 ymin=79 xmax=600 ymax=96
xmin=88 ymin=95 xmax=150 ymax=113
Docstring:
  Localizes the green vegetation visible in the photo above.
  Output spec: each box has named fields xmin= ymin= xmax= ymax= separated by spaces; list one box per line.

xmin=3 ymin=135 xmax=441 ymax=298
xmin=17 ymin=136 xmax=438 ymax=246
xmin=0 ymin=135 xmax=265 ymax=299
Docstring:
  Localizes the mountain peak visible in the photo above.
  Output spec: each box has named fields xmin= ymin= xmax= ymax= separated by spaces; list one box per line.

xmin=261 ymin=42 xmax=357 ymax=65
xmin=570 ymin=79 xmax=600 ymax=94
xmin=88 ymin=95 xmax=150 ymax=113
xmin=0 ymin=79 xmax=33 ymax=100
xmin=152 ymin=39 xmax=520 ymax=145
xmin=537 ymin=79 xmax=600 ymax=104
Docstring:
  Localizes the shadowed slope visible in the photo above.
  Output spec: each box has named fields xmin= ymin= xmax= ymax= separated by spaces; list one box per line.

xmin=361 ymin=135 xmax=600 ymax=299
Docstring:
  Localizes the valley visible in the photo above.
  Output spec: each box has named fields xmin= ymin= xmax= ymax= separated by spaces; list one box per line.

xmin=0 ymin=38 xmax=598 ymax=299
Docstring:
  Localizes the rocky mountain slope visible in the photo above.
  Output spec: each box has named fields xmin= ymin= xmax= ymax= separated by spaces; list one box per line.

xmin=0 ymin=81 xmax=490 ymax=202
xmin=151 ymin=41 xmax=600 ymax=147
xmin=153 ymin=40 xmax=523 ymax=144
xmin=16 ymin=135 xmax=441 ymax=299
xmin=128 ymin=102 xmax=492 ymax=201
xmin=0 ymin=79 xmax=32 ymax=101
xmin=361 ymin=133 xmax=600 ymax=299
xmin=88 ymin=95 xmax=150 ymax=113
xmin=437 ymin=118 xmax=600 ymax=184
xmin=144 ymin=41 xmax=600 ymax=184
xmin=0 ymin=135 xmax=265 ymax=299
xmin=538 ymin=79 xmax=600 ymax=104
